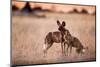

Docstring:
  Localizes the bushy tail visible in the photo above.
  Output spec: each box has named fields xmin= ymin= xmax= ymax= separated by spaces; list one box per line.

xmin=43 ymin=37 xmax=47 ymax=57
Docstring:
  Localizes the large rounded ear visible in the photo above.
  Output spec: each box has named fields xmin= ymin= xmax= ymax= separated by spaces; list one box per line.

xmin=62 ymin=21 xmax=66 ymax=27
xmin=57 ymin=20 xmax=61 ymax=26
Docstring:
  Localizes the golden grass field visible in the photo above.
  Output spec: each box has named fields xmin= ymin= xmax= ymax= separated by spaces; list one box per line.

xmin=12 ymin=12 xmax=96 ymax=65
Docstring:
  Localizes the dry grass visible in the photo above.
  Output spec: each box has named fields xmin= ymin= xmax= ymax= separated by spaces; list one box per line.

xmin=12 ymin=12 xmax=96 ymax=65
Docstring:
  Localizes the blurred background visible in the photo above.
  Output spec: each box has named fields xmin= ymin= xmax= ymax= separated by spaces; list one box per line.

xmin=12 ymin=1 xmax=96 ymax=14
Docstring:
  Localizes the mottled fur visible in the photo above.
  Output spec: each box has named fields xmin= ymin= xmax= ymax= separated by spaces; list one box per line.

xmin=65 ymin=36 xmax=87 ymax=55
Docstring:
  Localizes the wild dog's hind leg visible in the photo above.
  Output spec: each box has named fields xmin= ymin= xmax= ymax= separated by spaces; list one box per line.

xmin=69 ymin=45 xmax=72 ymax=55
xmin=44 ymin=43 xmax=53 ymax=57
xmin=66 ymin=44 xmax=70 ymax=56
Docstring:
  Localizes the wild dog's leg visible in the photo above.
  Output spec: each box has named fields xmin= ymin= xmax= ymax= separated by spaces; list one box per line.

xmin=66 ymin=44 xmax=69 ymax=56
xmin=64 ymin=42 xmax=67 ymax=56
xmin=61 ymin=42 xmax=64 ymax=56
xmin=64 ymin=41 xmax=70 ymax=56
xmin=76 ymin=48 xmax=82 ymax=56
xmin=69 ymin=46 xmax=72 ymax=55
xmin=44 ymin=43 xmax=53 ymax=57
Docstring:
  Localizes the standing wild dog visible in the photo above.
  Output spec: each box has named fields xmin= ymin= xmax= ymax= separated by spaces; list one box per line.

xmin=43 ymin=20 xmax=71 ymax=56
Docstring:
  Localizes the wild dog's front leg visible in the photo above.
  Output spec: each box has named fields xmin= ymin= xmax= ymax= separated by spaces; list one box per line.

xmin=64 ymin=42 xmax=67 ymax=56
xmin=61 ymin=42 xmax=64 ymax=56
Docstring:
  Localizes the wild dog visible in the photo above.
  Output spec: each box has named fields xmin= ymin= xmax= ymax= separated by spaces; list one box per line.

xmin=43 ymin=20 xmax=71 ymax=56
xmin=64 ymin=36 xmax=88 ymax=56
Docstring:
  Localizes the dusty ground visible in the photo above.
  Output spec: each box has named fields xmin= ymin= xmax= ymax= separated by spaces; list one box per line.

xmin=12 ymin=12 xmax=96 ymax=65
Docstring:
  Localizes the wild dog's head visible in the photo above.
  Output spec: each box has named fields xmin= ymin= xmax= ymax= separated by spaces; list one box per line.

xmin=57 ymin=20 xmax=66 ymax=32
